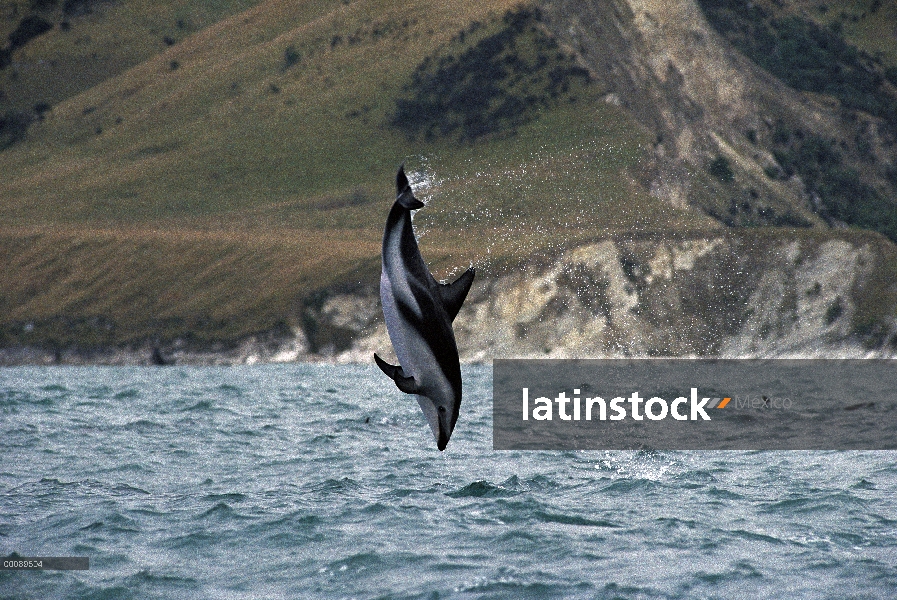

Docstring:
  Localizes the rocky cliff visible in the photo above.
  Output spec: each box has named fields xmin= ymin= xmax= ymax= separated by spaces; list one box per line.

xmin=8 ymin=229 xmax=893 ymax=365
xmin=539 ymin=0 xmax=897 ymax=236
xmin=328 ymin=230 xmax=897 ymax=362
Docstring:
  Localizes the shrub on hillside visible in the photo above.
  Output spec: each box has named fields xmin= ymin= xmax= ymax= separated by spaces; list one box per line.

xmin=698 ymin=1 xmax=897 ymax=129
xmin=391 ymin=8 xmax=590 ymax=142
xmin=0 ymin=111 xmax=34 ymax=150
xmin=7 ymin=15 xmax=53 ymax=51
xmin=772 ymin=130 xmax=897 ymax=242
xmin=709 ymin=156 xmax=735 ymax=182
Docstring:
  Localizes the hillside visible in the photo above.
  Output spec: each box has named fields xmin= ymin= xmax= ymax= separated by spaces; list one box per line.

xmin=542 ymin=0 xmax=897 ymax=238
xmin=0 ymin=0 xmax=896 ymax=361
xmin=0 ymin=0 xmax=263 ymax=148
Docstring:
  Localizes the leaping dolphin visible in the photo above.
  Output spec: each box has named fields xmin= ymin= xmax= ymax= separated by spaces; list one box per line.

xmin=375 ymin=165 xmax=475 ymax=451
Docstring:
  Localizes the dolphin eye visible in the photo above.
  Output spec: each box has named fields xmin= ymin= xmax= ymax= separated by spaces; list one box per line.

xmin=438 ymin=406 xmax=446 ymax=413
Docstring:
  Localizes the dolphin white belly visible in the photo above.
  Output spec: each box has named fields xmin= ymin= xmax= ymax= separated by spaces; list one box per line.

xmin=374 ymin=165 xmax=475 ymax=451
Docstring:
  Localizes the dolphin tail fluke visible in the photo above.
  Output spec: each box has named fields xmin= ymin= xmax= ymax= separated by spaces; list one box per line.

xmin=396 ymin=164 xmax=424 ymax=210
xmin=439 ymin=267 xmax=475 ymax=322
xmin=374 ymin=353 xmax=421 ymax=394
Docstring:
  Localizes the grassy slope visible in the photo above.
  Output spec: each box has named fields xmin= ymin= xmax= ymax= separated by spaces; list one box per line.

xmin=706 ymin=0 xmax=897 ymax=71
xmin=0 ymin=225 xmax=381 ymax=347
xmin=782 ymin=0 xmax=897 ymax=68
xmin=697 ymin=0 xmax=897 ymax=245
xmin=1 ymin=0 xmax=263 ymax=114
xmin=0 ymin=0 xmax=711 ymax=349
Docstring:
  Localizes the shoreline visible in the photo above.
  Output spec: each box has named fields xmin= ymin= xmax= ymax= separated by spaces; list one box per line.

xmin=1 ymin=341 xmax=892 ymax=367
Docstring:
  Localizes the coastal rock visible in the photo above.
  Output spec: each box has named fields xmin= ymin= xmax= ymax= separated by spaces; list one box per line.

xmin=336 ymin=233 xmax=897 ymax=361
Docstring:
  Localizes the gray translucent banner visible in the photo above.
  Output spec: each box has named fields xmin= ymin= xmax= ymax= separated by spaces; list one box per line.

xmin=493 ymin=359 xmax=897 ymax=450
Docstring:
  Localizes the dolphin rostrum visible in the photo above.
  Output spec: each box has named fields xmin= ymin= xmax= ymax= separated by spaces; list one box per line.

xmin=374 ymin=165 xmax=475 ymax=451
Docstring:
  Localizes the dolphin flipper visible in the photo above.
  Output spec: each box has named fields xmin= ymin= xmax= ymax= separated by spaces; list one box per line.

xmin=439 ymin=267 xmax=475 ymax=322
xmin=374 ymin=353 xmax=421 ymax=394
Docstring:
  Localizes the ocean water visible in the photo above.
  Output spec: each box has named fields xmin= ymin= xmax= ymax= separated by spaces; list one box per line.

xmin=1 ymin=364 xmax=895 ymax=599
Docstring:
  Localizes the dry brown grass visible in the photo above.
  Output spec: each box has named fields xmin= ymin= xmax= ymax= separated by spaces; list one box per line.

xmin=0 ymin=225 xmax=381 ymax=345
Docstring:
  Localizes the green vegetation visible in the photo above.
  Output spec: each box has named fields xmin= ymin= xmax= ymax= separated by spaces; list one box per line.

xmin=0 ymin=0 xmax=264 ymax=142
xmin=825 ymin=297 xmax=844 ymax=325
xmin=886 ymin=67 xmax=897 ymax=88
xmin=698 ymin=0 xmax=897 ymax=129
xmin=771 ymin=128 xmax=897 ymax=242
xmin=391 ymin=7 xmax=591 ymax=142
xmin=699 ymin=0 xmax=897 ymax=243
xmin=804 ymin=0 xmax=897 ymax=68
xmin=708 ymin=156 xmax=734 ymax=182
xmin=0 ymin=110 xmax=32 ymax=149
xmin=2 ymin=15 xmax=53 ymax=65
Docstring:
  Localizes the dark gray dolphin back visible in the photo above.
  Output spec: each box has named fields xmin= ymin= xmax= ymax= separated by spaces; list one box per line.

xmin=375 ymin=164 xmax=475 ymax=450
xmin=395 ymin=165 xmax=424 ymax=210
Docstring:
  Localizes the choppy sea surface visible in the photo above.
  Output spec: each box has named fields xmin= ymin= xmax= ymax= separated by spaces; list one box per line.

xmin=1 ymin=365 xmax=895 ymax=599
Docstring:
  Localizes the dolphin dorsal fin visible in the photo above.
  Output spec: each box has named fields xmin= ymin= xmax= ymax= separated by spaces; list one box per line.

xmin=439 ymin=267 xmax=475 ymax=322
xmin=374 ymin=353 xmax=421 ymax=394
xmin=396 ymin=164 xmax=424 ymax=210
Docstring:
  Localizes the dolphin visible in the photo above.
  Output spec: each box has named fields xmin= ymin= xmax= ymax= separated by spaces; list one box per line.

xmin=374 ymin=165 xmax=475 ymax=451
